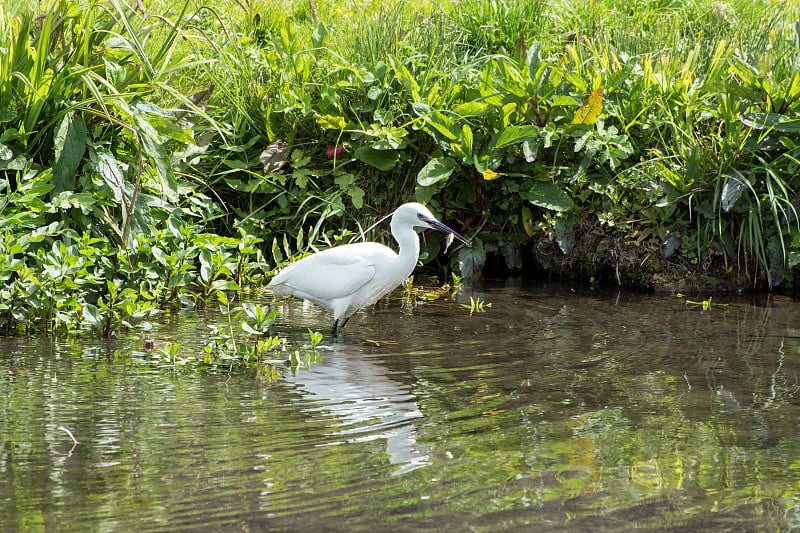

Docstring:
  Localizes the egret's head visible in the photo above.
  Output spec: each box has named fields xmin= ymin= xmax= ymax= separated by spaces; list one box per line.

xmin=393 ymin=203 xmax=470 ymax=245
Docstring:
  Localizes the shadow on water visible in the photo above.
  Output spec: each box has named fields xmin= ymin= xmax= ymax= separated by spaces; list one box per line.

xmin=2 ymin=281 xmax=800 ymax=531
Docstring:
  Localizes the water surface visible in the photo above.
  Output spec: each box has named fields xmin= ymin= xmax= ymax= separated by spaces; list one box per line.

xmin=2 ymin=281 xmax=800 ymax=531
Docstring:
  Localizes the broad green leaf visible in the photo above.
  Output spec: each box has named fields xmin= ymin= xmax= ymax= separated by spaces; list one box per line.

xmin=52 ymin=114 xmax=87 ymax=193
xmin=562 ymin=70 xmax=588 ymax=92
xmin=148 ymin=115 xmax=193 ymax=143
xmin=552 ymin=95 xmax=583 ymax=106
xmin=82 ymin=303 xmax=102 ymax=328
xmin=354 ymin=146 xmax=397 ymax=170
xmin=0 ymin=154 xmax=26 ymax=171
xmin=417 ymin=157 xmax=458 ymax=186
xmin=138 ymin=124 xmax=178 ymax=201
xmin=412 ymin=103 xmax=460 ymax=141
xmin=334 ymin=173 xmax=355 ymax=189
xmin=721 ymin=173 xmax=749 ymax=212
xmin=311 ymin=21 xmax=328 ymax=48
xmin=786 ymin=71 xmax=800 ymax=102
xmin=216 ymin=290 xmax=230 ymax=307
xmin=526 ymin=41 xmax=543 ymax=84
xmin=169 ymin=272 xmax=195 ymax=288
xmin=453 ymin=101 xmax=491 ymax=116
xmin=740 ymin=112 xmax=800 ymax=133
xmin=389 ymin=56 xmax=420 ymax=100
xmin=0 ymin=103 xmax=16 ymax=122
xmin=412 ymin=102 xmax=432 ymax=116
xmin=522 ymin=182 xmax=574 ymax=212
xmin=521 ymin=206 xmax=535 ymax=237
xmin=271 ymin=236 xmax=283 ymax=263
xmin=554 ymin=213 xmax=577 ymax=254
xmin=461 ymin=125 xmax=473 ymax=156
xmin=493 ymin=125 xmax=540 ymax=149
xmin=415 ymin=184 xmax=436 ymax=204
xmin=90 ymin=147 xmax=125 ymax=203
xmin=241 ymin=322 xmax=261 ymax=335
xmin=348 ymin=186 xmax=365 ymax=209
xmin=522 ymin=139 xmax=539 ymax=162
xmin=457 ymin=237 xmax=486 ymax=279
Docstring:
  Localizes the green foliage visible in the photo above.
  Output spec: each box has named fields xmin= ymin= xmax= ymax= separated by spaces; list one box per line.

xmin=3 ymin=0 xmax=800 ymax=343
xmin=169 ymin=0 xmax=798 ymax=286
xmin=199 ymin=291 xmax=322 ymax=375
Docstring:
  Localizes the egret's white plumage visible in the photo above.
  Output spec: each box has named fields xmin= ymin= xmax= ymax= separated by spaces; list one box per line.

xmin=268 ymin=202 xmax=468 ymax=335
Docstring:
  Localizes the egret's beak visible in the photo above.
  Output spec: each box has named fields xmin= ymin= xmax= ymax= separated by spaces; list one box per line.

xmin=423 ymin=216 xmax=471 ymax=246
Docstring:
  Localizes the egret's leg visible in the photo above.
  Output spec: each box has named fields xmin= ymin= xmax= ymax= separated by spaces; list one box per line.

xmin=331 ymin=316 xmax=350 ymax=336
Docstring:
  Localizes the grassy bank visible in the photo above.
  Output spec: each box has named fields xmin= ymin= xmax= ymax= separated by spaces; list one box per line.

xmin=1 ymin=0 xmax=799 ymax=338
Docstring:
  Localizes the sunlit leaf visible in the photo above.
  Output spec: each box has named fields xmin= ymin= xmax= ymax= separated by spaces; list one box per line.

xmin=526 ymin=41 xmax=543 ymax=84
xmin=311 ymin=21 xmax=328 ymax=48
xmin=555 ymin=213 xmax=577 ymax=254
xmin=260 ymin=141 xmax=290 ymax=173
xmin=316 ymin=114 xmax=347 ymax=130
xmin=493 ymin=125 xmax=540 ymax=149
xmin=786 ymin=71 xmax=800 ymax=102
xmin=721 ymin=172 xmax=749 ymax=212
xmin=413 ymin=103 xmax=460 ymax=141
xmin=552 ymin=95 xmax=583 ymax=106
xmin=570 ymin=88 xmax=604 ymax=125
xmin=138 ymin=123 xmax=177 ymax=202
xmin=461 ymin=124 xmax=473 ymax=156
xmin=389 ymin=56 xmax=420 ymax=100
xmin=453 ymin=101 xmax=491 ymax=116
xmin=522 ymin=139 xmax=539 ymax=162
xmin=417 ymin=157 xmax=458 ymax=186
xmin=168 ymin=272 xmax=194 ymax=288
xmin=740 ymin=112 xmax=800 ymax=133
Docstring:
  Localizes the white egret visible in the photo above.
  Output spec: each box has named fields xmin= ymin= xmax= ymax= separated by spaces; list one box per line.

xmin=268 ymin=202 xmax=469 ymax=335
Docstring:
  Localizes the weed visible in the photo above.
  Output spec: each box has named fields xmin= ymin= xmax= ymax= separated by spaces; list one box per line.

xmin=461 ymin=296 xmax=491 ymax=315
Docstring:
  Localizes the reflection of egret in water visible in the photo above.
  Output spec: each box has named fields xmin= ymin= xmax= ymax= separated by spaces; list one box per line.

xmin=289 ymin=342 xmax=429 ymax=475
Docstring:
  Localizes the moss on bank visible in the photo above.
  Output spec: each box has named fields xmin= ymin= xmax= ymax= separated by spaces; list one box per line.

xmin=529 ymin=221 xmax=757 ymax=293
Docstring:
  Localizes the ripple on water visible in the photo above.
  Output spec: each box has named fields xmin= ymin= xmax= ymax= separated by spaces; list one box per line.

xmin=2 ymin=283 xmax=800 ymax=531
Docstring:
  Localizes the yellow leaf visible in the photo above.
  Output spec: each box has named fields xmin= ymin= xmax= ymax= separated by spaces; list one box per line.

xmin=482 ymin=169 xmax=503 ymax=180
xmin=316 ymin=114 xmax=347 ymax=130
xmin=570 ymin=87 xmax=604 ymax=125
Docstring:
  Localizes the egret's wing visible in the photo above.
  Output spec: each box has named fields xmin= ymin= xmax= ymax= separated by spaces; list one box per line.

xmin=269 ymin=244 xmax=389 ymax=303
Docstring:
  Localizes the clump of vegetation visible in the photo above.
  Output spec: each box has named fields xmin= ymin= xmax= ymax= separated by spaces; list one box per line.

xmin=189 ymin=0 xmax=800 ymax=289
xmin=1 ymin=0 xmax=799 ymax=347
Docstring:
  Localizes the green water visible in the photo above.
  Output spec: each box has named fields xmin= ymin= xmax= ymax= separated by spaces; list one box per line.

xmin=2 ymin=282 xmax=800 ymax=531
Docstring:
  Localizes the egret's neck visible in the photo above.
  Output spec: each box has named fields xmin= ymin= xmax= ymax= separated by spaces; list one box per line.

xmin=391 ymin=219 xmax=421 ymax=268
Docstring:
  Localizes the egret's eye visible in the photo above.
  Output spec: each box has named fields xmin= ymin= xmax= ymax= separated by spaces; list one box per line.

xmin=417 ymin=213 xmax=425 ymax=220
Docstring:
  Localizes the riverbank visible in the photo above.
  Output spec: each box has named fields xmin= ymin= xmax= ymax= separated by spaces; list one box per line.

xmin=1 ymin=0 xmax=798 ymax=337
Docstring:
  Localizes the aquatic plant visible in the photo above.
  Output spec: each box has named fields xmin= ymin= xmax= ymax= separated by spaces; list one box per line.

xmin=461 ymin=296 xmax=491 ymax=315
